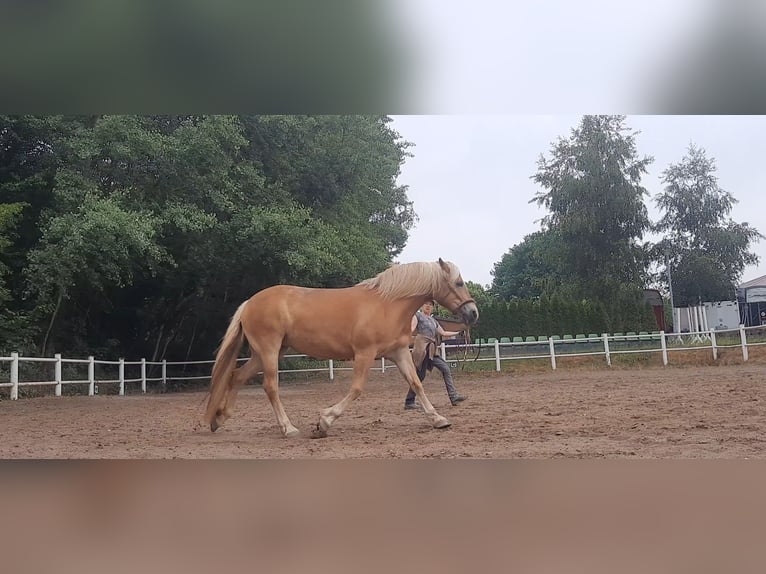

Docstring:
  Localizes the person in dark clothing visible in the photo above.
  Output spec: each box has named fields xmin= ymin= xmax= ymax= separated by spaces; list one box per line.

xmin=404 ymin=300 xmax=467 ymax=410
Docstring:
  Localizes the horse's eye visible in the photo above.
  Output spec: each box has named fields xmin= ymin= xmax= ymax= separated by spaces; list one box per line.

xmin=456 ymin=280 xmax=464 ymax=288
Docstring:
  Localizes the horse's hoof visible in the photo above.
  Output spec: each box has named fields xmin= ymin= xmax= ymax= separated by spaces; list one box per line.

xmin=310 ymin=423 xmax=328 ymax=439
xmin=284 ymin=427 xmax=300 ymax=438
xmin=210 ymin=420 xmax=219 ymax=432
xmin=433 ymin=417 xmax=452 ymax=429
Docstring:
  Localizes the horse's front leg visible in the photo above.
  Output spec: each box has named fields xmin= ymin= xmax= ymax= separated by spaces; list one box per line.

xmin=311 ymin=351 xmax=375 ymax=439
xmin=387 ymin=347 xmax=451 ymax=430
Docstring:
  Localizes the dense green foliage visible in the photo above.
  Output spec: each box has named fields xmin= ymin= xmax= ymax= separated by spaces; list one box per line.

xmin=0 ymin=202 xmax=25 ymax=345
xmin=1 ymin=115 xmax=414 ymax=358
xmin=490 ymin=229 xmax=563 ymax=301
xmin=470 ymin=296 xmax=657 ymax=341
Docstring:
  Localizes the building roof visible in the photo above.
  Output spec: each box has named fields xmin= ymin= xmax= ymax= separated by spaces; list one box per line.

xmin=739 ymin=274 xmax=766 ymax=289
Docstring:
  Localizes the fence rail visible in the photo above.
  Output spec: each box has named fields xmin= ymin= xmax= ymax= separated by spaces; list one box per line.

xmin=2 ymin=325 xmax=765 ymax=400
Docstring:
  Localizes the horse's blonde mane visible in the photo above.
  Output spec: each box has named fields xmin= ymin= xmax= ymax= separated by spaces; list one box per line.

xmin=357 ymin=261 xmax=458 ymax=300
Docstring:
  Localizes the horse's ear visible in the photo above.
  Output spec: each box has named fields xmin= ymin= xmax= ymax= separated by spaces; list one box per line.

xmin=438 ymin=258 xmax=450 ymax=273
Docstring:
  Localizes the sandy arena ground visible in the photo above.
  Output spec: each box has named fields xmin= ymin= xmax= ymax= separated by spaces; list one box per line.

xmin=1 ymin=363 xmax=764 ymax=458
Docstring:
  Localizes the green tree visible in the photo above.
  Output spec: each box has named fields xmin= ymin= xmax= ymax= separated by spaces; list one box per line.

xmin=240 ymin=115 xmax=414 ymax=262
xmin=653 ymin=144 xmax=762 ymax=306
xmin=0 ymin=202 xmax=25 ymax=351
xmin=25 ymin=195 xmax=169 ymax=355
xmin=464 ymin=281 xmax=494 ymax=308
xmin=0 ymin=116 xmax=77 ymax=353
xmin=0 ymin=204 xmax=22 ymax=301
xmin=0 ymin=116 xmax=68 ymax=301
xmin=490 ymin=229 xmax=563 ymax=300
xmin=532 ymin=115 xmax=653 ymax=301
xmin=485 ymin=116 xmax=656 ymax=336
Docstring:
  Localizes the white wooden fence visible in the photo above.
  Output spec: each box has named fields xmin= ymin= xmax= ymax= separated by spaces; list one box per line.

xmin=0 ymin=351 xmax=393 ymax=400
xmin=466 ymin=325 xmax=763 ymax=369
xmin=2 ymin=325 xmax=765 ymax=400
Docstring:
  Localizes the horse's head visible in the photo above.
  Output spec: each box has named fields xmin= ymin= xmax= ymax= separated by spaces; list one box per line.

xmin=433 ymin=258 xmax=479 ymax=326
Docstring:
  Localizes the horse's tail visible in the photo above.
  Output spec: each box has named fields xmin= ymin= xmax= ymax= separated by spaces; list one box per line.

xmin=204 ymin=300 xmax=248 ymax=426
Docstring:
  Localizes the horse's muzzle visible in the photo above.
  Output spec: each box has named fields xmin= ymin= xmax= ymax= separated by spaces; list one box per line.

xmin=460 ymin=302 xmax=480 ymax=326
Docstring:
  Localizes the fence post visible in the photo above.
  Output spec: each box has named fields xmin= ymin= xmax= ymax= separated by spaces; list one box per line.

xmin=494 ymin=339 xmax=501 ymax=371
xmin=328 ymin=359 xmax=334 ymax=380
xmin=54 ymin=353 xmax=62 ymax=396
xmin=88 ymin=356 xmax=95 ymax=395
xmin=602 ymin=333 xmax=611 ymax=367
xmin=161 ymin=359 xmax=167 ymax=392
xmin=660 ymin=331 xmax=668 ymax=366
xmin=710 ymin=330 xmax=717 ymax=361
xmin=548 ymin=337 xmax=557 ymax=370
xmin=10 ymin=352 xmax=18 ymax=400
xmin=440 ymin=342 xmax=446 ymax=360
xmin=119 ymin=358 xmax=125 ymax=396
xmin=381 ymin=357 xmax=385 ymax=373
xmin=141 ymin=358 xmax=147 ymax=393
xmin=740 ymin=325 xmax=749 ymax=362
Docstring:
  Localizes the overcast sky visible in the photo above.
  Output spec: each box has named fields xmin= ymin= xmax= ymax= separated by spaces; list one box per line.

xmin=391 ymin=115 xmax=766 ymax=288
xmin=385 ymin=0 xmax=766 ymax=287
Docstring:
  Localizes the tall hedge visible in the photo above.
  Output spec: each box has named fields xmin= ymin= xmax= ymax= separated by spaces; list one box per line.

xmin=468 ymin=296 xmax=657 ymax=340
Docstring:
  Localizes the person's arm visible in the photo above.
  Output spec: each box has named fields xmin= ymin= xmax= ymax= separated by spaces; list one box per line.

xmin=436 ymin=325 xmax=461 ymax=338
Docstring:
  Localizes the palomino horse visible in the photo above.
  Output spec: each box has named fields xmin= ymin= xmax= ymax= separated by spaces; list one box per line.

xmin=204 ymin=258 xmax=479 ymax=438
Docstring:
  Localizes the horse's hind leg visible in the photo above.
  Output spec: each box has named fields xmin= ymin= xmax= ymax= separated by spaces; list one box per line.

xmin=261 ymin=350 xmax=300 ymax=438
xmin=211 ymin=356 xmax=262 ymax=432
xmin=311 ymin=351 xmax=375 ymax=438
xmin=222 ymin=356 xmax=261 ymax=420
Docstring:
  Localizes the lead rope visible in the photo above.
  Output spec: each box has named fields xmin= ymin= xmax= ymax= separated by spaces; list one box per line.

xmin=459 ymin=326 xmax=470 ymax=370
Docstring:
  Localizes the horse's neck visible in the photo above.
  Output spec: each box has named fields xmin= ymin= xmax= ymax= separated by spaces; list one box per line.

xmin=355 ymin=288 xmax=429 ymax=327
xmin=397 ymin=295 xmax=430 ymax=324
